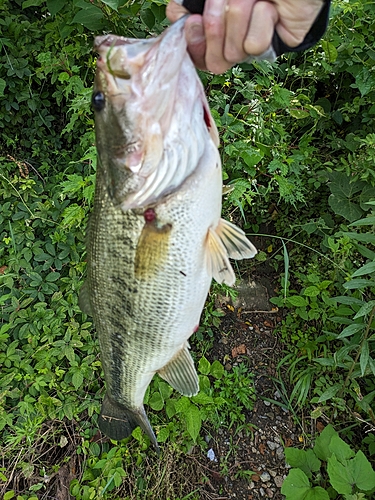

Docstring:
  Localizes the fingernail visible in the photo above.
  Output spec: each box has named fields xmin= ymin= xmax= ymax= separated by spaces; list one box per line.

xmin=186 ymin=23 xmax=205 ymax=44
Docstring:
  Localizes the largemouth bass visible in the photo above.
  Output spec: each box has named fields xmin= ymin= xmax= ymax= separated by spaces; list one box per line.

xmin=80 ymin=17 xmax=257 ymax=452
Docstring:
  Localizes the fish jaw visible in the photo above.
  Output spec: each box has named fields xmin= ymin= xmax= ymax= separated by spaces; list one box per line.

xmin=92 ymin=17 xmax=217 ymax=210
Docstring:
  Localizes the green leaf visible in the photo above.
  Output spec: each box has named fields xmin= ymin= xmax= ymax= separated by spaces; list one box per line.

xmin=281 ymin=468 xmax=311 ymax=500
xmin=4 ymin=491 xmax=15 ymax=500
xmin=185 ymin=404 xmax=201 ymax=442
xmin=210 ymin=360 xmax=224 ymax=379
xmin=72 ymin=370 xmax=83 ymax=390
xmin=22 ymin=0 xmax=43 ymax=7
xmin=355 ymin=67 xmax=375 ymax=97
xmin=350 ymin=216 xmax=375 ymax=227
xmin=289 ymin=108 xmax=309 ymax=119
xmin=287 ymin=295 xmax=308 ymax=307
xmin=348 ymin=450 xmax=375 ymax=491
xmin=305 ymin=487 xmax=330 ymax=500
xmin=360 ymin=341 xmax=369 ymax=377
xmin=343 ymin=232 xmax=375 ymax=244
xmin=198 ymin=356 xmax=211 ymax=375
xmin=352 ymin=262 xmax=375 ymax=277
xmin=148 ymin=392 xmax=164 ymax=411
xmin=0 ymin=78 xmax=6 ymax=97
xmin=317 ymin=384 xmax=341 ymax=403
xmin=140 ymin=8 xmax=155 ymax=29
xmin=343 ymin=279 xmax=375 ymax=290
xmin=46 ymin=0 xmax=65 ymax=16
xmin=354 ymin=300 xmax=375 ymax=319
xmin=101 ymin=0 xmax=119 ymax=10
xmin=304 ymin=286 xmax=320 ymax=297
xmin=329 ymin=435 xmax=355 ymax=463
xmin=71 ymin=6 xmax=104 ymax=30
xmin=285 ymin=448 xmax=321 ymax=478
xmin=327 ymin=454 xmax=353 ymax=495
xmin=314 ymin=424 xmax=336 ymax=461
xmin=45 ymin=272 xmax=60 ymax=282
xmin=321 ymin=40 xmax=338 ymax=63
xmin=337 ymin=323 xmax=364 ymax=339
xmin=157 ymin=426 xmax=170 ymax=443
xmin=328 ymin=194 xmax=363 ymax=223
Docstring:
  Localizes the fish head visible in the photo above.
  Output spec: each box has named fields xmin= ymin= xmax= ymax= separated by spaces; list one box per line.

xmin=92 ymin=17 xmax=203 ymax=208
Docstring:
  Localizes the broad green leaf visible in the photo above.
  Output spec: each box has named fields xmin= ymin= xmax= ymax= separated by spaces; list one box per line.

xmin=343 ymin=279 xmax=375 ymax=290
xmin=174 ymin=396 xmax=191 ymax=413
xmin=317 ymin=384 xmax=341 ymax=403
xmin=22 ymin=0 xmax=42 ymax=7
xmin=71 ymin=6 xmax=104 ymax=30
xmin=72 ymin=370 xmax=83 ymax=390
xmin=0 ymin=78 xmax=6 ymax=97
xmin=157 ymin=427 xmax=170 ymax=443
xmin=148 ymin=392 xmax=164 ymax=411
xmin=360 ymin=341 xmax=369 ymax=377
xmin=287 ymin=296 xmax=308 ymax=307
xmin=343 ymin=232 xmax=375 ymax=244
xmin=185 ymin=404 xmax=201 ymax=442
xmin=350 ymin=216 xmax=375 ymax=227
xmin=337 ymin=323 xmax=364 ymax=340
xmin=198 ymin=356 xmax=211 ymax=375
xmin=355 ymin=67 xmax=375 ymax=97
xmin=101 ymin=0 xmax=119 ymax=10
xmin=46 ymin=0 xmax=65 ymax=15
xmin=354 ymin=300 xmax=375 ymax=319
xmin=305 ymin=487 xmax=330 ymax=500
xmin=192 ymin=392 xmax=213 ymax=405
xmin=45 ymin=272 xmax=60 ymax=282
xmin=348 ymin=450 xmax=375 ymax=491
xmin=321 ymin=40 xmax=338 ymax=63
xmin=281 ymin=468 xmax=311 ymax=500
xmin=210 ymin=360 xmax=224 ymax=379
xmin=314 ymin=424 xmax=336 ymax=461
xmin=285 ymin=448 xmax=321 ymax=478
xmin=328 ymin=194 xmax=363 ymax=223
xmin=328 ymin=171 xmax=365 ymax=198
xmin=140 ymin=8 xmax=155 ymax=29
xmin=352 ymin=262 xmax=375 ymax=277
xmin=327 ymin=454 xmax=353 ymax=495
xmin=4 ymin=491 xmax=15 ymax=500
xmin=304 ymin=286 xmax=320 ymax=297
xmin=334 ymin=296 xmax=364 ymax=306
xmin=289 ymin=108 xmax=309 ymax=119
xmin=329 ymin=435 xmax=355 ymax=463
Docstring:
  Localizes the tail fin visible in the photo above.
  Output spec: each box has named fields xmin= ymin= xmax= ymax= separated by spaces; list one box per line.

xmin=98 ymin=394 xmax=159 ymax=453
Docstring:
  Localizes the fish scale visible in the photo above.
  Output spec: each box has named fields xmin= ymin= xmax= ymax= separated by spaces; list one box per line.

xmin=80 ymin=17 xmax=257 ymax=452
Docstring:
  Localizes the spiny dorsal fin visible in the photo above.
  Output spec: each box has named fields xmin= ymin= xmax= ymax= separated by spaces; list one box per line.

xmin=158 ymin=343 xmax=199 ymax=397
xmin=216 ymin=218 xmax=257 ymax=260
xmin=206 ymin=227 xmax=236 ymax=286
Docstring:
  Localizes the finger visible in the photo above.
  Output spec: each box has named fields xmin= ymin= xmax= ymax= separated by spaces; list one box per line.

xmin=224 ymin=0 xmax=256 ymax=63
xmin=166 ymin=1 xmax=189 ymax=23
xmin=184 ymin=15 xmax=207 ymax=70
xmin=244 ymin=1 xmax=278 ymax=56
xmin=273 ymin=0 xmax=324 ymax=47
xmin=202 ymin=0 xmax=230 ymax=74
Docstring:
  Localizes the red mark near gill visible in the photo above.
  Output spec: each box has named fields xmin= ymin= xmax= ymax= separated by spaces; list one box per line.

xmin=203 ymin=106 xmax=211 ymax=129
xmin=193 ymin=324 xmax=199 ymax=333
xmin=144 ymin=208 xmax=156 ymax=222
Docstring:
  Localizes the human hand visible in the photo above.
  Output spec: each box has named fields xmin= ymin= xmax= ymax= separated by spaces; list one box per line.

xmin=166 ymin=0 xmax=324 ymax=74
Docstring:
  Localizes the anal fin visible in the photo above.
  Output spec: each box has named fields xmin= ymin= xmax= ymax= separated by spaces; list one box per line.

xmin=158 ymin=343 xmax=199 ymax=397
xmin=99 ymin=394 xmax=159 ymax=453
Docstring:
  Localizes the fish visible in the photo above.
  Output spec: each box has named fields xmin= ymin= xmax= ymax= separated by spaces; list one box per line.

xmin=79 ymin=16 xmax=257 ymax=453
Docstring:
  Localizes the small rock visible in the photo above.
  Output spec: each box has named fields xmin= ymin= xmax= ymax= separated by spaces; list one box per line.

xmin=274 ymin=476 xmax=284 ymax=488
xmin=267 ymin=441 xmax=277 ymax=451
xmin=222 ymin=337 xmax=228 ymax=344
xmin=265 ymin=488 xmax=274 ymax=498
xmin=266 ymin=412 xmax=275 ymax=420
xmin=260 ymin=472 xmax=271 ymax=482
xmin=225 ymin=363 xmax=232 ymax=371
xmin=249 ymin=482 xmax=255 ymax=490
xmin=269 ymin=470 xmax=277 ymax=478
xmin=207 ymin=448 xmax=217 ymax=462
xmin=263 ymin=400 xmax=271 ymax=407
xmin=259 ymin=487 xmax=265 ymax=497
xmin=276 ymin=447 xmax=284 ymax=460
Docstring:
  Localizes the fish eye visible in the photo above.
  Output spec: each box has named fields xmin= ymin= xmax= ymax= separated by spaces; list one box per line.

xmin=92 ymin=91 xmax=106 ymax=112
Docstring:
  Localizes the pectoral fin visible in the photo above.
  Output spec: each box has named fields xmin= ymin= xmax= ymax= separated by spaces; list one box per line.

xmin=216 ymin=218 xmax=257 ymax=259
xmin=206 ymin=219 xmax=257 ymax=286
xmin=99 ymin=394 xmax=159 ymax=453
xmin=158 ymin=343 xmax=199 ymax=397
